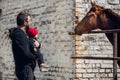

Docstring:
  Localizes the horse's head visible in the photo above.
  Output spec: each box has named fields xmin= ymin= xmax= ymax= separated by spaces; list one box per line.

xmin=74 ymin=2 xmax=105 ymax=35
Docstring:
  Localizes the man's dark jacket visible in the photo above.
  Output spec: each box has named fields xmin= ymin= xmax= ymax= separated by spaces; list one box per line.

xmin=9 ymin=28 xmax=39 ymax=70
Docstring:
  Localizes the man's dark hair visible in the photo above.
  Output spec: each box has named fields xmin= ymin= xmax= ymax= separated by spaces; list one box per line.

xmin=16 ymin=10 xmax=30 ymax=26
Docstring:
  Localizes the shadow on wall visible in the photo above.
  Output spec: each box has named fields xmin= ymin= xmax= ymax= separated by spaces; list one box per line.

xmin=0 ymin=9 xmax=2 ymax=15
xmin=0 ymin=72 xmax=3 ymax=80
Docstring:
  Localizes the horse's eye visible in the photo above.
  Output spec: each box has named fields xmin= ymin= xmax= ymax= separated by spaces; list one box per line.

xmin=91 ymin=8 xmax=96 ymax=12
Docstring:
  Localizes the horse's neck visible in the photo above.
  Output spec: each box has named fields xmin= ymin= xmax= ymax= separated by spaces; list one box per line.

xmin=101 ymin=9 xmax=120 ymax=29
xmin=106 ymin=9 xmax=120 ymax=25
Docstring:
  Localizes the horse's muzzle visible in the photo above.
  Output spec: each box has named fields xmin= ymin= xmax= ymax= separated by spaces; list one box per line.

xmin=74 ymin=28 xmax=82 ymax=35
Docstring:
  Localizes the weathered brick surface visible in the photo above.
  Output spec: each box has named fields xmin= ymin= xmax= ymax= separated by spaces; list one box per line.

xmin=0 ymin=0 xmax=120 ymax=80
xmin=75 ymin=0 xmax=120 ymax=80
xmin=0 ymin=0 xmax=75 ymax=80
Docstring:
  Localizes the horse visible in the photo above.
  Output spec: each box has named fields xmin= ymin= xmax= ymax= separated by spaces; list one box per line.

xmin=74 ymin=2 xmax=120 ymax=67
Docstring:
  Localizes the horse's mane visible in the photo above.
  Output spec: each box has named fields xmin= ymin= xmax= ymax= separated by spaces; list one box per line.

xmin=103 ymin=9 xmax=120 ymax=23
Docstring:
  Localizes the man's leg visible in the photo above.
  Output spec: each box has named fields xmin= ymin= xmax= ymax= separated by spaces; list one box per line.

xmin=16 ymin=65 xmax=34 ymax=80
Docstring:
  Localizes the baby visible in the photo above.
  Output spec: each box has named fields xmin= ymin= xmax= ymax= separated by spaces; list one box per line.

xmin=27 ymin=27 xmax=47 ymax=71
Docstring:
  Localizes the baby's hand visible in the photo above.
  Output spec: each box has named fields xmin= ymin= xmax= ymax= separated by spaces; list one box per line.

xmin=34 ymin=48 xmax=37 ymax=53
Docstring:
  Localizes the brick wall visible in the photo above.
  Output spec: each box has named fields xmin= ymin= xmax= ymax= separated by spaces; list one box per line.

xmin=75 ymin=0 xmax=120 ymax=80
xmin=0 ymin=0 xmax=75 ymax=80
xmin=0 ymin=0 xmax=120 ymax=80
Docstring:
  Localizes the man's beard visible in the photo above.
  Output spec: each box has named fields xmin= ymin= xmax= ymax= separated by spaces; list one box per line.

xmin=25 ymin=25 xmax=29 ymax=32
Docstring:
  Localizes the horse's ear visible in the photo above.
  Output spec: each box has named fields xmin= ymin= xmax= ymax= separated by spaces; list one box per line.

xmin=91 ymin=1 xmax=96 ymax=7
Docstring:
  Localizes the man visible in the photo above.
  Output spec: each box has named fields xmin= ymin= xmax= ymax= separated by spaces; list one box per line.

xmin=9 ymin=11 xmax=40 ymax=80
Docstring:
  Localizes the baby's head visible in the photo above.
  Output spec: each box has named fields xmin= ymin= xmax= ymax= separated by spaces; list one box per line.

xmin=27 ymin=27 xmax=38 ymax=38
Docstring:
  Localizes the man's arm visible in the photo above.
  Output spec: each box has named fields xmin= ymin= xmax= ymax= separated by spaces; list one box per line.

xmin=15 ymin=32 xmax=36 ymax=60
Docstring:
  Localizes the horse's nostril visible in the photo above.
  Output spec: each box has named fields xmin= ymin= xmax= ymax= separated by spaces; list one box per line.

xmin=74 ymin=28 xmax=82 ymax=35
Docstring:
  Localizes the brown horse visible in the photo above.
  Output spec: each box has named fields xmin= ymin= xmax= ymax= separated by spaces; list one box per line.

xmin=74 ymin=2 xmax=120 ymax=67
